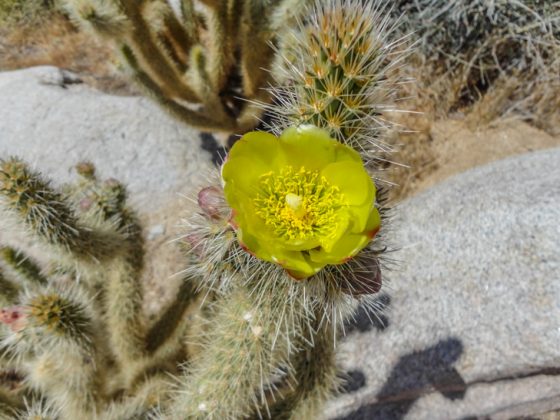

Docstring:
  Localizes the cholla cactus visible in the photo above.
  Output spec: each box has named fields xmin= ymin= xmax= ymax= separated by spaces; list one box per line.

xmin=266 ymin=0 xmax=409 ymax=167
xmin=0 ymin=0 xmax=404 ymax=419
xmin=62 ymin=0 xmax=310 ymax=133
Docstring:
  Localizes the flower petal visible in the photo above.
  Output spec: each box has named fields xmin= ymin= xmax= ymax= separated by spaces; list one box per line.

xmin=333 ymin=141 xmax=362 ymax=164
xmin=321 ymin=160 xmax=374 ymax=206
xmin=278 ymin=125 xmax=337 ymax=171
xmin=228 ymin=131 xmax=281 ymax=165
xmin=364 ymin=206 xmax=381 ymax=238
xmin=309 ymin=232 xmax=370 ymax=265
xmin=272 ymin=249 xmax=322 ymax=279
xmin=222 ymin=156 xmax=270 ymax=199
xmin=318 ymin=212 xmax=349 ymax=253
xmin=236 ymin=226 xmax=273 ymax=261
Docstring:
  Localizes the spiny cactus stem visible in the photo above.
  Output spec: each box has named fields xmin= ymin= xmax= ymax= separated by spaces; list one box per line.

xmin=188 ymin=45 xmax=233 ymax=125
xmin=271 ymin=319 xmax=339 ymax=419
xmin=104 ymin=257 xmax=145 ymax=382
xmin=239 ymin=0 xmax=275 ymax=98
xmin=145 ymin=278 xmax=199 ymax=355
xmin=205 ymin=1 xmax=234 ymax=92
xmin=162 ymin=10 xmax=194 ymax=65
xmin=118 ymin=0 xmax=198 ymax=103
xmin=101 ymin=374 xmax=170 ymax=419
xmin=0 ymin=158 xmax=123 ymax=267
xmin=15 ymin=290 xmax=100 ymax=418
xmin=168 ymin=279 xmax=301 ymax=418
xmin=1 ymin=247 xmax=47 ymax=286
xmin=121 ymin=45 xmax=237 ymax=132
xmin=0 ymin=272 xmax=18 ymax=308
xmin=198 ymin=0 xmax=220 ymax=9
xmin=180 ymin=0 xmax=198 ymax=39
xmin=0 ymin=389 xmax=20 ymax=419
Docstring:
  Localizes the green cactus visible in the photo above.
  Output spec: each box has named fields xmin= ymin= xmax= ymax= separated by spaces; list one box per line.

xmin=0 ymin=271 xmax=18 ymax=308
xmin=0 ymin=1 xmax=403 ymax=418
xmin=265 ymin=0 xmax=408 ymax=168
xmin=1 ymin=247 xmax=47 ymax=287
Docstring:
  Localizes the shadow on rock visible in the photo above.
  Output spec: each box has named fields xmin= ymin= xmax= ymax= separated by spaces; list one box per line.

xmin=338 ymin=337 xmax=467 ymax=420
xmin=344 ymin=293 xmax=391 ymax=334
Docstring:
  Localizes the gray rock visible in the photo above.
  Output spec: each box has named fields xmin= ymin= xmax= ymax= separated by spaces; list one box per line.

xmin=327 ymin=147 xmax=560 ymax=419
xmin=2 ymin=66 xmax=559 ymax=418
xmin=0 ymin=66 xmax=213 ymax=212
xmin=0 ymin=65 xmax=219 ymax=331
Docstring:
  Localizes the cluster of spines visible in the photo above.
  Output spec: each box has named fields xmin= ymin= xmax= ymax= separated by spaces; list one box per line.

xmin=266 ymin=0 xmax=409 ymax=170
xmin=0 ymin=283 xmax=99 ymax=419
xmin=62 ymin=0 xmax=311 ymax=133
xmin=0 ymin=158 xmax=89 ymax=257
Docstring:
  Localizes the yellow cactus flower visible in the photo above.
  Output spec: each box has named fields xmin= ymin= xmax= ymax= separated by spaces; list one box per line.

xmin=222 ymin=125 xmax=380 ymax=279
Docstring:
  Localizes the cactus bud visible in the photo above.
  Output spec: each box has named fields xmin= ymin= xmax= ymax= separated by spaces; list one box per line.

xmin=79 ymin=197 xmax=94 ymax=211
xmin=0 ymin=306 xmax=26 ymax=332
xmin=75 ymin=161 xmax=96 ymax=179
xmin=197 ymin=186 xmax=227 ymax=220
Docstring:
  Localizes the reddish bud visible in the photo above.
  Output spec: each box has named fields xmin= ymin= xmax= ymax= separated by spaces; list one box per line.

xmin=76 ymin=161 xmax=96 ymax=179
xmin=184 ymin=233 xmax=204 ymax=257
xmin=79 ymin=197 xmax=94 ymax=211
xmin=0 ymin=306 xmax=27 ymax=332
xmin=103 ymin=178 xmax=121 ymax=189
xmin=198 ymin=186 xmax=225 ymax=220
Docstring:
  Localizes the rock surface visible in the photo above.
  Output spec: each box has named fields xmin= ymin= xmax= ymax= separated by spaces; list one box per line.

xmin=327 ymin=147 xmax=560 ymax=419
xmin=0 ymin=66 xmax=214 ymax=317
xmin=0 ymin=66 xmax=212 ymax=212
xmin=1 ymin=66 xmax=559 ymax=418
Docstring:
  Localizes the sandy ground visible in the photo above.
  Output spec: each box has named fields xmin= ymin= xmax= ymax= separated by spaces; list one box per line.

xmin=410 ymin=118 xmax=560 ymax=196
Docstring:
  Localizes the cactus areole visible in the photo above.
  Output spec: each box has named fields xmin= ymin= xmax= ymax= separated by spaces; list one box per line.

xmin=222 ymin=125 xmax=380 ymax=279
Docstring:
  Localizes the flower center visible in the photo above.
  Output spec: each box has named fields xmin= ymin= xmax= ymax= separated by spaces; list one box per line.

xmin=254 ymin=167 xmax=344 ymax=241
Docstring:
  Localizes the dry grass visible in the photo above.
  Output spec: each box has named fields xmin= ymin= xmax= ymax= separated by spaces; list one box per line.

xmin=382 ymin=0 xmax=560 ymax=199
xmin=391 ymin=1 xmax=560 ymax=131
xmin=383 ymin=110 xmax=438 ymax=202
xmin=0 ymin=13 xmax=131 ymax=93
xmin=0 ymin=0 xmax=56 ymax=25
